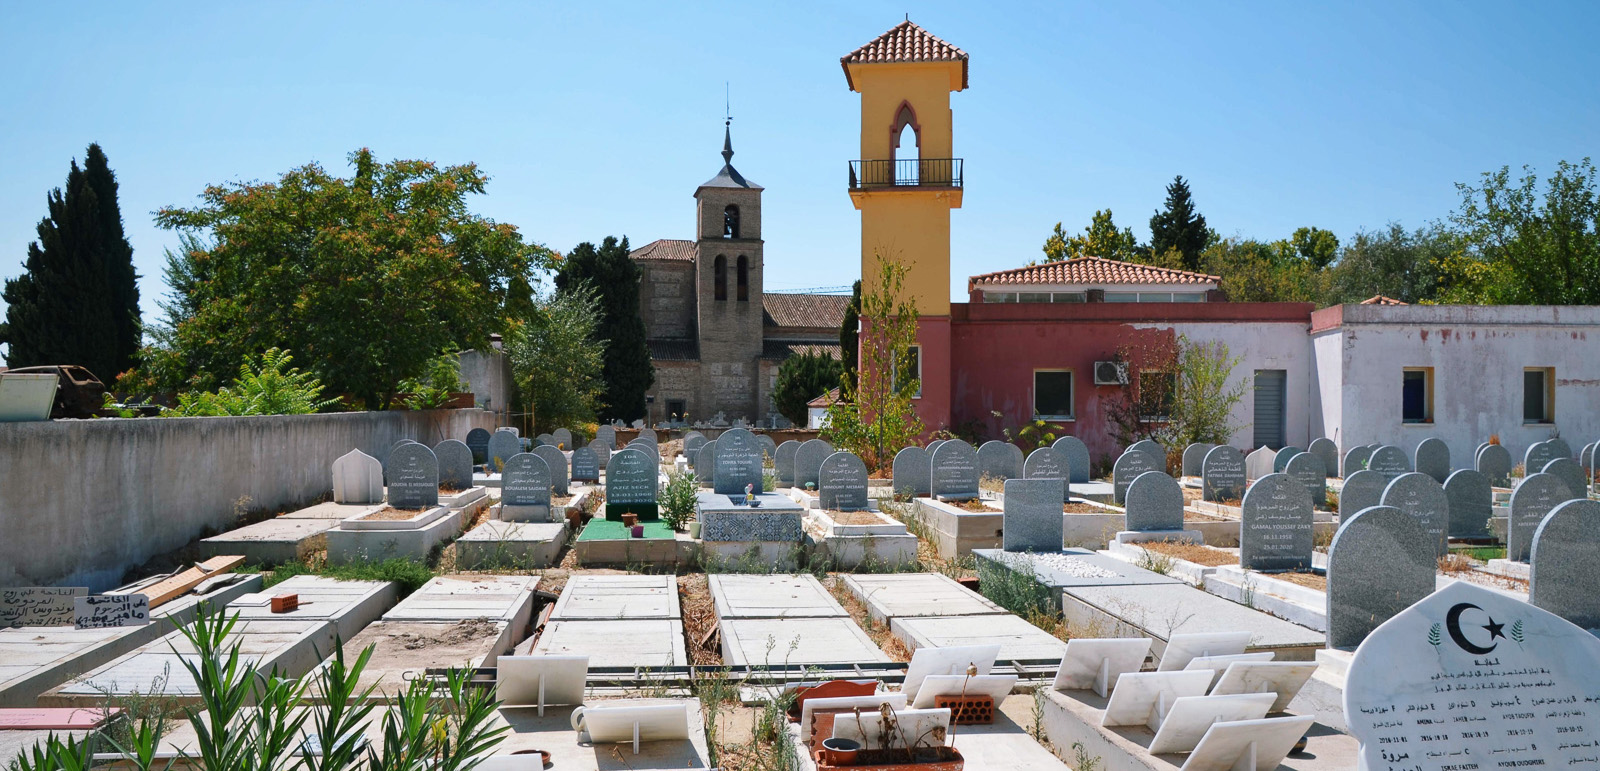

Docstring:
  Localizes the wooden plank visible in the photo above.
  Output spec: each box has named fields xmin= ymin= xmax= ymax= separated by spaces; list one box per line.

xmin=116 ymin=556 xmax=244 ymax=609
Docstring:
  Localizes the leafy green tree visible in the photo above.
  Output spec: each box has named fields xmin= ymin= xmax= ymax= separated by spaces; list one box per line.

xmin=145 ymin=149 xmax=543 ymax=408
xmin=507 ymin=286 xmax=605 ymax=433
xmin=1290 ymin=227 xmax=1340 ymax=271
xmin=839 ymin=280 xmax=861 ymax=391
xmin=1200 ymin=238 xmax=1326 ymax=303
xmin=167 ymin=348 xmax=336 ymax=416
xmin=397 ymin=352 xmax=466 ymax=409
xmin=1042 ymin=209 xmax=1143 ymax=262
xmin=1448 ymin=159 xmax=1600 ymax=305
xmin=823 ymin=253 xmax=923 ymax=474
xmin=1105 ymin=336 xmax=1247 ymax=462
xmin=554 ymin=236 xmax=653 ymax=423
xmin=2 ymin=143 xmax=141 ymax=381
xmin=772 ymin=350 xmax=843 ymax=426
xmin=1323 ymin=223 xmax=1457 ymax=305
xmin=1148 ymin=176 xmax=1210 ymax=271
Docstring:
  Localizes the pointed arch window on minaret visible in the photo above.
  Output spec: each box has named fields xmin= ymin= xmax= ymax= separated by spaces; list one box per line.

xmin=891 ymin=102 xmax=920 ymax=186
xmin=724 ymin=205 xmax=741 ymax=239
xmin=714 ymin=255 xmax=727 ymax=301
xmin=736 ymin=256 xmax=749 ymax=302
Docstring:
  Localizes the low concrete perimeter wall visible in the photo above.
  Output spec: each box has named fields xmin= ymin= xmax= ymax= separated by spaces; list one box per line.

xmin=0 ymin=409 xmax=497 ymax=590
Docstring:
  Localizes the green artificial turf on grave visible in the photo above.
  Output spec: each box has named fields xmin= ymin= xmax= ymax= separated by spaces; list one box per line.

xmin=577 ymin=519 xmax=676 ymax=541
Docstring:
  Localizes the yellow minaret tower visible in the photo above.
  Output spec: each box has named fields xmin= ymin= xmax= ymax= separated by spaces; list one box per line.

xmin=842 ymin=20 xmax=967 ymax=427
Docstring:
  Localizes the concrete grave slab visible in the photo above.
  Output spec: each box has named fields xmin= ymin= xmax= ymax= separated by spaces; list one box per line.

xmin=891 ymin=614 xmax=1068 ymax=662
xmin=199 ymin=517 xmax=341 ymax=565
xmin=843 ymin=573 xmax=1006 ymax=625
xmin=281 ymin=501 xmax=381 ymax=520
xmin=708 ymin=574 xmax=844 ymax=619
xmin=550 ymin=575 xmax=680 ymax=621
xmin=379 ymin=575 xmax=537 ymax=624
xmin=1060 ymin=583 xmax=1324 ymax=660
xmin=226 ymin=576 xmax=398 ymax=640
xmin=719 ymin=617 xmax=888 ymax=666
xmin=528 ymin=619 xmax=686 ymax=667
xmin=454 ymin=521 xmax=566 ymax=570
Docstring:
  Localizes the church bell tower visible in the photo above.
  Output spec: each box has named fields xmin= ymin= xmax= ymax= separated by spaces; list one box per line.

xmin=693 ymin=122 xmax=765 ymax=421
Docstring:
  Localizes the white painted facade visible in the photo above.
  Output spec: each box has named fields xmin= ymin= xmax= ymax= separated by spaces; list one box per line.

xmin=1309 ymin=304 xmax=1600 ymax=470
xmin=1137 ymin=320 xmax=1316 ymax=451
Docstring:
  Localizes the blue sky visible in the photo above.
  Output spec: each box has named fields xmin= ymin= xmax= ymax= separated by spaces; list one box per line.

xmin=2 ymin=1 xmax=1597 ymax=352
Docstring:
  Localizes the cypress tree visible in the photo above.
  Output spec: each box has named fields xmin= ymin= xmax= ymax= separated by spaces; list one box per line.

xmin=1148 ymin=175 xmax=1210 ymax=272
xmin=555 ymin=236 xmax=653 ymax=422
xmin=2 ymin=144 xmax=138 ymax=382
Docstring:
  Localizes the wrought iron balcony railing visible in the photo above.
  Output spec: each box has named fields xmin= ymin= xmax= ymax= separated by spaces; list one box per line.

xmin=848 ymin=158 xmax=963 ymax=190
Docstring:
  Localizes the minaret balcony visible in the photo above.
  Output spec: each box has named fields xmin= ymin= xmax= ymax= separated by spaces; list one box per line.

xmin=847 ymin=158 xmax=963 ymax=190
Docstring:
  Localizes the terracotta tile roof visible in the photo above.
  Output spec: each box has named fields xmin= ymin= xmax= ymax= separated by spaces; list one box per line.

xmin=763 ymin=293 xmax=852 ymax=330
xmin=807 ymin=387 xmax=842 ymax=408
xmin=1360 ymin=294 xmax=1408 ymax=306
xmin=761 ymin=341 xmax=842 ymax=361
xmin=842 ymin=21 xmax=968 ymax=90
xmin=967 ymin=256 xmax=1220 ymax=291
xmin=647 ymin=338 xmax=699 ymax=361
xmin=630 ymin=239 xmax=696 ymax=262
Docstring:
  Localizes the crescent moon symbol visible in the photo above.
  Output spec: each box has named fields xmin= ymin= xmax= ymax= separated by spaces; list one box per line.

xmin=1446 ymin=602 xmax=1497 ymax=655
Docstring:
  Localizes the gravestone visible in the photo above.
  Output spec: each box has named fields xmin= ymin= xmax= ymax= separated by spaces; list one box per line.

xmin=977 ymin=441 xmax=1024 ymax=481
xmin=627 ymin=438 xmax=660 ymax=468
xmin=756 ymin=434 xmax=777 ymax=462
xmin=1524 ymin=440 xmax=1559 ymax=477
xmin=535 ymin=433 xmax=555 ymax=447
xmin=1243 ymin=446 xmax=1275 ymax=481
xmin=1271 ymin=447 xmax=1303 ymax=474
xmin=1306 ymin=438 xmax=1339 ymax=479
xmin=604 ymin=448 xmax=658 ymax=519
xmin=1123 ymin=471 xmax=1183 ymax=532
xmin=1338 ymin=470 xmax=1387 ymax=520
xmin=1508 ymin=472 xmax=1575 ymax=562
xmin=1126 ymin=439 xmax=1166 ymax=472
xmin=775 ymin=441 xmax=800 ymax=487
xmin=891 ymin=446 xmax=931 ymax=498
xmin=1542 ymin=457 xmax=1586 ymax=504
xmin=637 ymin=428 xmax=658 ymax=443
xmin=1443 ymin=469 xmax=1493 ymax=539
xmin=1200 ymin=445 xmax=1246 ymax=502
xmin=586 ymin=438 xmax=611 ymax=471
xmin=1024 ymin=446 xmax=1070 ymax=502
xmin=1547 ymin=437 xmax=1574 ymax=461
xmin=532 ymin=445 xmax=569 ymax=496
xmin=1239 ymin=473 xmax=1314 ymax=571
xmin=1112 ymin=449 xmax=1163 ymax=505
xmin=1051 ymin=436 xmax=1092 ymax=483
xmin=595 ymin=425 xmax=616 ymax=450
xmin=1412 ymin=437 xmax=1450 ymax=483
xmin=0 ymin=587 xmax=86 ymax=628
xmin=74 ymin=594 xmax=150 ymax=629
xmin=819 ymin=452 xmax=870 ymax=511
xmin=383 ymin=439 xmax=418 ymax=483
xmin=713 ymin=429 xmax=763 ymax=496
xmin=1345 ymin=581 xmax=1600 ymax=770
xmin=1282 ymin=451 xmax=1327 ymax=509
xmin=570 ymin=447 xmax=600 ymax=482
xmin=1476 ymin=443 xmax=1512 ymax=486
xmin=332 ymin=449 xmax=383 ymax=504
xmin=1180 ymin=443 xmax=1213 ymax=477
xmin=434 ymin=440 xmax=474 ymax=492
xmin=1530 ymin=499 xmax=1600 ymax=629
xmin=551 ymin=428 xmax=573 ymax=450
xmin=487 ymin=430 xmax=521 ymax=472
xmin=929 ymin=439 xmax=980 ymax=501
xmin=386 ymin=443 xmax=440 ymax=509
xmin=501 ymin=453 xmax=552 ymax=508
xmin=1003 ymin=478 xmax=1065 ymax=552
xmin=926 ymin=439 xmax=948 ymax=458
xmin=1341 ymin=444 xmax=1374 ymax=478
xmin=1379 ymin=472 xmax=1449 ymax=557
xmin=794 ymin=439 xmax=834 ymax=490
xmin=1325 ymin=505 xmax=1434 ymax=650
xmin=465 ymin=428 xmax=491 ymax=464
xmin=1582 ymin=441 xmax=1598 ymax=483
xmin=1365 ymin=445 xmax=1410 ymax=480
xmin=694 ymin=441 xmax=718 ymax=487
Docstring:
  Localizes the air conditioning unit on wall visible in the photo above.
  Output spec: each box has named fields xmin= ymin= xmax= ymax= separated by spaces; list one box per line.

xmin=1094 ymin=361 xmax=1129 ymax=385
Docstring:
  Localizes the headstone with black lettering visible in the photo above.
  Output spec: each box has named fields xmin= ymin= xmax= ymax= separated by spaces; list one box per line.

xmin=1112 ymin=449 xmax=1162 ymax=504
xmin=930 ymin=439 xmax=980 ymax=501
xmin=1240 ymin=473 xmax=1314 ymax=571
xmin=570 ymin=446 xmax=600 ymax=483
xmin=1326 ymin=505 xmax=1434 ymax=650
xmin=892 ymin=446 xmax=932 ymax=498
xmin=465 ymin=428 xmax=491 ymax=464
xmin=386 ymin=443 xmax=439 ymax=509
xmin=1051 ymin=436 xmax=1091 ymax=484
xmin=0 ymin=587 xmax=86 ymax=628
xmin=74 ymin=594 xmax=150 ymax=629
xmin=1443 ymin=469 xmax=1493 ymax=539
xmin=714 ymin=429 xmax=763 ymax=496
xmin=1380 ymin=472 xmax=1449 ymax=557
xmin=819 ymin=452 xmax=870 ymax=511
xmin=1201 ymin=445 xmax=1247 ymax=502
xmin=1413 ymin=437 xmax=1450 ymax=483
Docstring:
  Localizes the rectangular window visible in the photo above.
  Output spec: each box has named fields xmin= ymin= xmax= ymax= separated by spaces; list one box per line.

xmin=1524 ymin=367 xmax=1554 ymax=424
xmin=1402 ymin=367 xmax=1433 ymax=424
xmin=1018 ymin=292 xmax=1052 ymax=303
xmin=893 ymin=345 xmax=922 ymax=399
xmin=1171 ymin=292 xmax=1206 ymax=303
xmin=985 ymin=292 xmax=1017 ymax=303
xmin=1034 ymin=370 xmax=1074 ymax=420
xmin=1137 ymin=292 xmax=1173 ymax=303
xmin=1140 ymin=371 xmax=1177 ymax=422
xmin=1052 ymin=292 xmax=1087 ymax=303
xmin=1103 ymin=292 xmax=1137 ymax=303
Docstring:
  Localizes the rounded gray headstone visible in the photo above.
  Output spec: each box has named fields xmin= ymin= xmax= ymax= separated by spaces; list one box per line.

xmin=551 ymin=428 xmax=573 ymax=450
xmin=1307 ymin=438 xmax=1339 ymax=479
xmin=535 ymin=433 xmax=556 ymax=448
xmin=694 ymin=441 xmax=718 ymax=487
xmin=1124 ymin=471 xmax=1183 ymax=532
xmin=819 ymin=451 xmax=870 ymax=511
xmin=1339 ymin=470 xmax=1388 ymax=520
xmin=775 ymin=441 xmax=800 ymax=486
xmin=487 ymin=430 xmax=522 ymax=472
xmin=1443 ymin=469 xmax=1493 ymax=539
xmin=1244 ymin=447 xmax=1276 ymax=481
xmin=926 ymin=439 xmax=948 ymax=458
xmin=1530 ymin=499 xmax=1600 ymax=630
xmin=1051 ymin=436 xmax=1092 ymax=484
xmin=1476 ymin=443 xmax=1512 ymax=486
xmin=1525 ymin=441 xmax=1559 ymax=478
xmin=1509 ymin=472 xmax=1575 ymax=563
xmin=532 ymin=445 xmax=569 ymax=496
xmin=501 ymin=453 xmax=552 ymax=507
xmin=1581 ymin=442 xmax=1597 ymax=477
xmin=1547 ymin=437 xmax=1574 ymax=461
xmin=637 ymin=428 xmax=658 ymax=443
xmin=1473 ymin=441 xmax=1490 ymax=467
xmin=1024 ymin=446 xmax=1070 ymax=502
xmin=1327 ymin=505 xmax=1435 ymax=650
xmin=586 ymin=438 xmax=611 ymax=470
xmin=465 ymin=428 xmax=491 ymax=464
xmin=1272 ymin=447 xmax=1304 ymax=474
xmin=930 ymin=439 xmax=980 ymax=501
xmin=1413 ymin=437 xmax=1450 ymax=484
xmin=1367 ymin=446 xmax=1411 ymax=480
xmin=434 ymin=440 xmax=474 ymax=492
xmin=1342 ymin=445 xmax=1375 ymax=478
xmin=756 ymin=434 xmax=778 ymax=462
xmin=1542 ymin=458 xmax=1586 ymax=505
xmin=1112 ymin=449 xmax=1164 ymax=505
xmin=1003 ymin=477 xmax=1065 ymax=553
xmin=604 ymin=448 xmax=656 ymax=505
xmin=1283 ymin=451 xmax=1327 ymax=509
xmin=384 ymin=439 xmax=418 ymax=482
xmin=1180 ymin=443 xmax=1213 ymax=478
xmin=386 ymin=443 xmax=439 ymax=509
xmin=713 ymin=429 xmax=762 ymax=496
xmin=570 ymin=446 xmax=600 ymax=482
xmin=1380 ymin=472 xmax=1449 ymax=557
xmin=1241 ymin=473 xmax=1314 ymax=571
xmin=794 ymin=439 xmax=834 ymax=490
xmin=595 ymin=425 xmax=617 ymax=450
xmin=892 ymin=446 xmax=932 ymax=498
xmin=1126 ymin=439 xmax=1166 ymax=473
xmin=627 ymin=438 xmax=660 ymax=467
xmin=977 ymin=441 xmax=1024 ymax=482
xmin=1201 ymin=445 xmax=1246 ymax=502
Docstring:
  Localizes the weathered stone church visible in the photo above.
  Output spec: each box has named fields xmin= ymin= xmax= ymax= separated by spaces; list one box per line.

xmin=629 ymin=125 xmax=848 ymax=427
